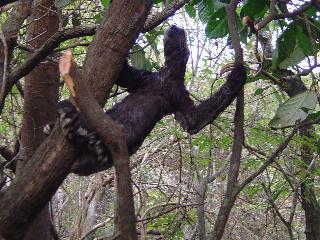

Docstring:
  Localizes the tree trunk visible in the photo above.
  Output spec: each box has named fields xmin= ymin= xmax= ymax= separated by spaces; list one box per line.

xmin=18 ymin=0 xmax=59 ymax=239
xmin=300 ymin=127 xmax=320 ymax=240
xmin=0 ymin=1 xmax=152 ymax=239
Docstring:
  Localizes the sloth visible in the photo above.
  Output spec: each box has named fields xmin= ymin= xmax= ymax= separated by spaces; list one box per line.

xmin=46 ymin=25 xmax=246 ymax=175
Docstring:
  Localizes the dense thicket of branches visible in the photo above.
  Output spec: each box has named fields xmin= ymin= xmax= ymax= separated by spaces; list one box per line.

xmin=0 ymin=0 xmax=319 ymax=239
xmin=63 ymin=25 xmax=246 ymax=175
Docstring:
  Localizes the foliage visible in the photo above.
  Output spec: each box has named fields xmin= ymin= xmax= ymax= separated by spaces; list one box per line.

xmin=0 ymin=0 xmax=319 ymax=239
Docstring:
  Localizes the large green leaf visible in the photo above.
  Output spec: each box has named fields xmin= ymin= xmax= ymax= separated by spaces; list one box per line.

xmin=269 ymin=91 xmax=317 ymax=129
xmin=272 ymin=23 xmax=298 ymax=69
xmin=240 ymin=0 xmax=268 ymax=18
xmin=131 ymin=45 xmax=146 ymax=69
xmin=101 ymin=0 xmax=110 ymax=9
xmin=205 ymin=7 xmax=228 ymax=39
xmin=185 ymin=4 xmax=197 ymax=18
xmin=296 ymin=24 xmax=314 ymax=56
xmin=198 ymin=0 xmax=212 ymax=23
xmin=272 ymin=22 xmax=314 ymax=69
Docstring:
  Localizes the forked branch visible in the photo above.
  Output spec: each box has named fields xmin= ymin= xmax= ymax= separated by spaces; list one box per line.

xmin=59 ymin=49 xmax=137 ymax=239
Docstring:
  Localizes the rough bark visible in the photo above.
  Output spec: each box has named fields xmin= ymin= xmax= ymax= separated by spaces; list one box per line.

xmin=60 ymin=50 xmax=137 ymax=239
xmin=0 ymin=1 xmax=152 ymax=239
xmin=0 ymin=0 xmax=189 ymax=112
xmin=18 ymin=0 xmax=59 ymax=239
xmin=0 ymin=125 xmax=76 ymax=240
xmin=82 ymin=1 xmax=152 ymax=105
xmin=0 ymin=0 xmax=32 ymax=96
xmin=209 ymin=2 xmax=244 ymax=239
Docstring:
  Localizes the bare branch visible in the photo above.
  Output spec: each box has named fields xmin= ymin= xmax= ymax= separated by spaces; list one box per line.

xmin=238 ymin=127 xmax=298 ymax=193
xmin=0 ymin=26 xmax=95 ymax=113
xmin=255 ymin=1 xmax=314 ymax=31
xmin=144 ymin=0 xmax=189 ymax=32
xmin=0 ymin=0 xmax=190 ymax=113
xmin=60 ymin=49 xmax=137 ymax=239
xmin=0 ymin=1 xmax=152 ymax=238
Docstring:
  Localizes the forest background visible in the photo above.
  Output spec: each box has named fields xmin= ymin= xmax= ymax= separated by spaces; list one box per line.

xmin=0 ymin=0 xmax=319 ymax=239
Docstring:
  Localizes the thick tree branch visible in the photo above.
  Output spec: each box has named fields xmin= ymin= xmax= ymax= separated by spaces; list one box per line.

xmin=0 ymin=0 xmax=189 ymax=113
xmin=0 ymin=1 xmax=152 ymax=238
xmin=210 ymin=1 xmax=244 ymax=239
xmin=144 ymin=0 xmax=189 ymax=32
xmin=255 ymin=1 xmax=314 ymax=31
xmin=0 ymin=26 xmax=96 ymax=113
xmin=60 ymin=50 xmax=137 ymax=239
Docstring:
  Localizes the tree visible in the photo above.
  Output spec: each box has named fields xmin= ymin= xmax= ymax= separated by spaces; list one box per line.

xmin=0 ymin=0 xmax=319 ymax=239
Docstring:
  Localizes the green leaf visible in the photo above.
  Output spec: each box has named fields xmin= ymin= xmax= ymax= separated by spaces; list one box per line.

xmin=213 ymin=0 xmax=229 ymax=10
xmin=272 ymin=22 xmax=309 ymax=69
xmin=240 ymin=0 xmax=268 ymax=18
xmin=55 ymin=0 xmax=71 ymax=8
xmin=131 ymin=45 xmax=152 ymax=71
xmin=93 ymin=13 xmax=102 ymax=23
xmin=190 ymin=0 xmax=201 ymax=5
xmin=278 ymin=44 xmax=306 ymax=69
xmin=305 ymin=6 xmax=317 ymax=17
xmin=101 ymin=0 xmax=110 ymax=9
xmin=206 ymin=0 xmax=215 ymax=14
xmin=307 ymin=110 xmax=320 ymax=121
xmin=296 ymin=24 xmax=314 ymax=56
xmin=272 ymin=22 xmax=316 ymax=69
xmin=246 ymin=73 xmax=268 ymax=83
xmin=198 ymin=1 xmax=211 ymax=23
xmin=272 ymin=23 xmax=297 ymax=68
xmin=269 ymin=91 xmax=317 ymax=129
xmin=254 ymin=88 xmax=264 ymax=95
xmin=205 ymin=7 xmax=228 ymax=39
xmin=146 ymin=34 xmax=160 ymax=60
xmin=131 ymin=45 xmax=147 ymax=69
xmin=185 ymin=4 xmax=196 ymax=18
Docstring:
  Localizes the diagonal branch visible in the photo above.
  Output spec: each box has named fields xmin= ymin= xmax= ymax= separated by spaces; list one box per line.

xmin=0 ymin=0 xmax=190 ymax=113
xmin=0 ymin=26 xmax=96 ymax=113
xmin=237 ymin=127 xmax=298 ymax=194
xmin=210 ymin=1 xmax=244 ymax=239
xmin=60 ymin=50 xmax=137 ymax=239
xmin=254 ymin=1 xmax=314 ymax=31
xmin=0 ymin=1 xmax=152 ymax=238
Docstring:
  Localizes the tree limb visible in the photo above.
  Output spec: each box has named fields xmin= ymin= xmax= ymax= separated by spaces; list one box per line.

xmin=60 ymin=49 xmax=137 ymax=239
xmin=0 ymin=1 xmax=152 ymax=238
xmin=0 ymin=0 xmax=189 ymax=113
xmin=254 ymin=1 xmax=314 ymax=31
xmin=209 ymin=1 xmax=244 ymax=239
